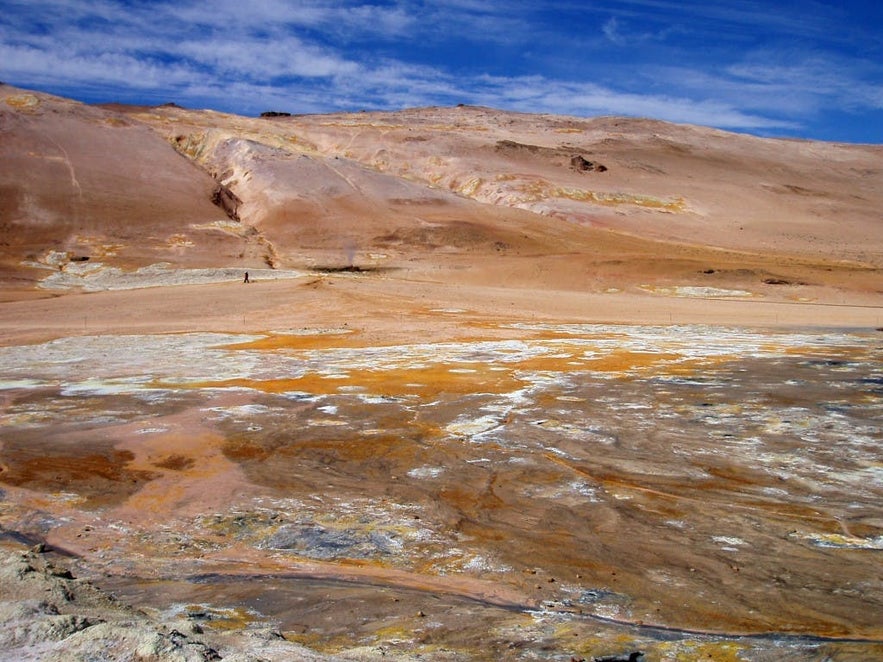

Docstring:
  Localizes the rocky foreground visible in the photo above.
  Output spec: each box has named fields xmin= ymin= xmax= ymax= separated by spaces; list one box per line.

xmin=0 ymin=543 xmax=343 ymax=661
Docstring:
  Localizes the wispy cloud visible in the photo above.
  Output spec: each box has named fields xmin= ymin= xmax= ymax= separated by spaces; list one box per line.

xmin=601 ymin=14 xmax=682 ymax=45
xmin=596 ymin=0 xmax=843 ymax=41
xmin=465 ymin=74 xmax=798 ymax=130
xmin=602 ymin=17 xmax=626 ymax=45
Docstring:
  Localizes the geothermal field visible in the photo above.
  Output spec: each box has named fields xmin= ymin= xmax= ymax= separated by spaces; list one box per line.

xmin=0 ymin=84 xmax=881 ymax=661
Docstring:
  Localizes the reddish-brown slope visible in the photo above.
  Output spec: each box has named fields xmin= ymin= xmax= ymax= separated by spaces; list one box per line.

xmin=0 ymin=85 xmax=256 ymax=294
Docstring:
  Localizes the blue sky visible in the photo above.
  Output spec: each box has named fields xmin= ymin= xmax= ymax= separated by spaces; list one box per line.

xmin=1 ymin=0 xmax=881 ymax=142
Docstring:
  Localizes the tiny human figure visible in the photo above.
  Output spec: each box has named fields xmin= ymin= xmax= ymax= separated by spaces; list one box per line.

xmin=243 ymin=271 xmax=250 ymax=284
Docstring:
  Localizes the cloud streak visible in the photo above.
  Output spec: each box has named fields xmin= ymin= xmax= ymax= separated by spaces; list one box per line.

xmin=1 ymin=0 xmax=880 ymax=141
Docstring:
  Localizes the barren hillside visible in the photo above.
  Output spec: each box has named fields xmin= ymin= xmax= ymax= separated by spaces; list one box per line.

xmin=2 ymin=83 xmax=881 ymax=306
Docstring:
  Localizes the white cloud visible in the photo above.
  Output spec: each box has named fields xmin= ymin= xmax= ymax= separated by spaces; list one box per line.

xmin=173 ymin=37 xmax=360 ymax=80
xmin=0 ymin=43 xmax=196 ymax=89
xmin=163 ymin=0 xmax=331 ymax=29
xmin=724 ymin=56 xmax=883 ymax=111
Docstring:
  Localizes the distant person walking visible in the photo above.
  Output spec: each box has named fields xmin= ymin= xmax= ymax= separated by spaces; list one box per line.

xmin=243 ymin=271 xmax=250 ymax=284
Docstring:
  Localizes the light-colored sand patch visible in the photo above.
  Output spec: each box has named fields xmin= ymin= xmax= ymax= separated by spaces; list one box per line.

xmin=641 ymin=285 xmax=755 ymax=298
xmin=446 ymin=415 xmax=501 ymax=437
xmin=190 ymin=220 xmax=251 ymax=236
xmin=0 ymin=379 xmax=45 ymax=390
xmin=407 ymin=466 xmax=445 ymax=479
xmin=796 ymin=533 xmax=883 ymax=550
xmin=5 ymin=93 xmax=40 ymax=109
xmin=37 ymin=262 xmax=305 ymax=291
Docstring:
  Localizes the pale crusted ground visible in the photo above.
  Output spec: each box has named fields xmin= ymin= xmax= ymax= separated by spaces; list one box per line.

xmin=2 ymin=316 xmax=881 ymax=661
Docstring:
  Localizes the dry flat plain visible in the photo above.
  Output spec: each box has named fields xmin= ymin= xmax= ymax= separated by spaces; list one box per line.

xmin=0 ymin=84 xmax=881 ymax=661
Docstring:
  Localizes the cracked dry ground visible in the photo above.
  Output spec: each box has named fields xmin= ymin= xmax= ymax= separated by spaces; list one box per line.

xmin=1 ymin=323 xmax=881 ymax=660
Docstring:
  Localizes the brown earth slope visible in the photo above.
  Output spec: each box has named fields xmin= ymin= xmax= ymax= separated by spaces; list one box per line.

xmin=2 ymin=83 xmax=881 ymax=313
xmin=0 ymin=86 xmax=264 ymax=297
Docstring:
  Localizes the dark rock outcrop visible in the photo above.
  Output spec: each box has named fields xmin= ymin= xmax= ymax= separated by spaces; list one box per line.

xmin=571 ymin=154 xmax=607 ymax=172
xmin=496 ymin=139 xmax=541 ymax=153
xmin=495 ymin=141 xmax=608 ymax=172
xmin=592 ymin=652 xmax=644 ymax=662
xmin=210 ymin=184 xmax=242 ymax=221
